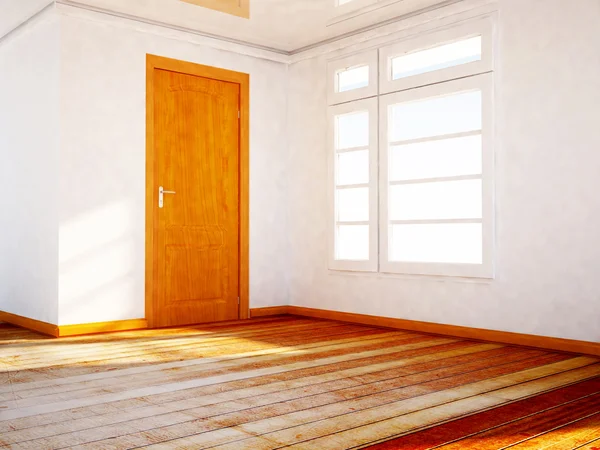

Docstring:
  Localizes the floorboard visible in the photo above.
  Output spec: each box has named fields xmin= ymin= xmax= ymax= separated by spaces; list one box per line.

xmin=0 ymin=317 xmax=598 ymax=449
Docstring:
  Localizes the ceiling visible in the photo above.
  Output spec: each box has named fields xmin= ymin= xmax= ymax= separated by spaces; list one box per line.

xmin=2 ymin=0 xmax=457 ymax=52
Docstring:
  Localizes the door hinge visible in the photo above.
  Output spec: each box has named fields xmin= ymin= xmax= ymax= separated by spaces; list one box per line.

xmin=237 ymin=296 xmax=240 ymax=305
xmin=238 ymin=111 xmax=240 ymax=119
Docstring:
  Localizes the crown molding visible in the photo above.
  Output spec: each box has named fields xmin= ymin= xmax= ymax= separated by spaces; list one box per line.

xmin=3 ymin=0 xmax=496 ymax=66
xmin=290 ymin=0 xmax=495 ymax=62
xmin=56 ymin=0 xmax=290 ymax=63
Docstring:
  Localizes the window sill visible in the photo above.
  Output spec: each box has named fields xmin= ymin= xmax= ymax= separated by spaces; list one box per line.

xmin=327 ymin=268 xmax=494 ymax=284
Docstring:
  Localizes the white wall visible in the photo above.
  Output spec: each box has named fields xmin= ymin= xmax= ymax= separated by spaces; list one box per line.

xmin=57 ymin=11 xmax=289 ymax=325
xmin=0 ymin=10 xmax=60 ymax=324
xmin=3 ymin=0 xmax=599 ymax=342
xmin=0 ymin=0 xmax=53 ymax=40
xmin=287 ymin=0 xmax=600 ymax=342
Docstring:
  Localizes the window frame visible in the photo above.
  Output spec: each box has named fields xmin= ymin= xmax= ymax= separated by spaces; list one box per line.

xmin=328 ymin=98 xmax=379 ymax=272
xmin=326 ymin=16 xmax=496 ymax=279
xmin=378 ymin=73 xmax=494 ymax=278
xmin=379 ymin=17 xmax=493 ymax=94
xmin=327 ymin=50 xmax=378 ymax=105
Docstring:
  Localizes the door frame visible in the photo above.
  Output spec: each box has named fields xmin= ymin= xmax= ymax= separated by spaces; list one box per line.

xmin=145 ymin=54 xmax=250 ymax=327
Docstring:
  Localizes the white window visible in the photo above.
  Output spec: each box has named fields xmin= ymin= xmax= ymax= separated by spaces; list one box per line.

xmin=327 ymin=51 xmax=378 ymax=105
xmin=379 ymin=18 xmax=493 ymax=94
xmin=380 ymin=74 xmax=494 ymax=277
xmin=329 ymin=98 xmax=378 ymax=272
xmin=328 ymin=17 xmax=495 ymax=278
xmin=337 ymin=65 xmax=369 ymax=92
xmin=391 ymin=36 xmax=482 ymax=80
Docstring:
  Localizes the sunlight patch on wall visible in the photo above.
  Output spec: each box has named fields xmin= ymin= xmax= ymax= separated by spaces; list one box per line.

xmin=58 ymin=200 xmax=137 ymax=324
xmin=59 ymin=200 xmax=133 ymax=264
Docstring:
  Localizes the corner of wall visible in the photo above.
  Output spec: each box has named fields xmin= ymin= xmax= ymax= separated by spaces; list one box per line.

xmin=0 ymin=4 xmax=61 ymax=325
xmin=283 ymin=61 xmax=292 ymax=307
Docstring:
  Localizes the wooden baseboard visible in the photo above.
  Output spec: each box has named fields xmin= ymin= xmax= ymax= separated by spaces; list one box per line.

xmin=5 ymin=304 xmax=598 ymax=356
xmin=58 ymin=319 xmax=148 ymax=337
xmin=0 ymin=311 xmax=59 ymax=337
xmin=249 ymin=305 xmax=600 ymax=357
xmin=0 ymin=311 xmax=148 ymax=338
xmin=249 ymin=306 xmax=290 ymax=318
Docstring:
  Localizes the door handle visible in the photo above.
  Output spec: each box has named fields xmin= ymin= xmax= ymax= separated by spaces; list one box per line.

xmin=158 ymin=186 xmax=176 ymax=208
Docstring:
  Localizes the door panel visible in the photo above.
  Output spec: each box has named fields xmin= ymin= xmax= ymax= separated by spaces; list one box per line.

xmin=150 ymin=68 xmax=240 ymax=327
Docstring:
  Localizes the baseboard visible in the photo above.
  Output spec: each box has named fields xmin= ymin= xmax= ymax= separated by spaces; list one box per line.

xmin=250 ymin=305 xmax=600 ymax=357
xmin=0 ymin=311 xmax=148 ymax=338
xmin=249 ymin=306 xmax=291 ymax=317
xmin=5 ymin=304 xmax=598 ymax=355
xmin=58 ymin=319 xmax=148 ymax=337
xmin=0 ymin=311 xmax=59 ymax=337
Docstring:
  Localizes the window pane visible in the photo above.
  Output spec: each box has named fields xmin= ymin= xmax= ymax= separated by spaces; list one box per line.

xmin=389 ymin=223 xmax=482 ymax=264
xmin=338 ymin=65 xmax=369 ymax=92
xmin=337 ymin=225 xmax=369 ymax=260
xmin=337 ymin=187 xmax=369 ymax=221
xmin=390 ymin=135 xmax=482 ymax=181
xmin=389 ymin=179 xmax=481 ymax=220
xmin=337 ymin=150 xmax=369 ymax=185
xmin=336 ymin=111 xmax=369 ymax=149
xmin=390 ymin=90 xmax=481 ymax=142
xmin=392 ymin=36 xmax=482 ymax=80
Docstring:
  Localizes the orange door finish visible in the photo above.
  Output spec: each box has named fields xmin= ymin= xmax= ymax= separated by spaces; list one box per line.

xmin=147 ymin=57 xmax=248 ymax=328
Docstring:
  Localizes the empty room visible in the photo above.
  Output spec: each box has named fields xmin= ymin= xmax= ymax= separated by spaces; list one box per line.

xmin=1 ymin=0 xmax=599 ymax=448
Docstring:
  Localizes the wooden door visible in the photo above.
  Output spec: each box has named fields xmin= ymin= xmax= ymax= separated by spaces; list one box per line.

xmin=146 ymin=56 xmax=249 ymax=328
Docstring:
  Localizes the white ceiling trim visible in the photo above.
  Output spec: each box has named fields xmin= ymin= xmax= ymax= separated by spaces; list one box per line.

xmin=328 ymin=0 xmax=418 ymax=27
xmin=2 ymin=0 xmax=496 ymax=65
xmin=56 ymin=0 xmax=290 ymax=61
xmin=55 ymin=0 xmax=483 ymax=58
xmin=290 ymin=0 xmax=496 ymax=62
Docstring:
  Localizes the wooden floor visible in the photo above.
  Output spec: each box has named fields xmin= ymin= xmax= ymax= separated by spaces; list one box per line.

xmin=0 ymin=316 xmax=599 ymax=449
